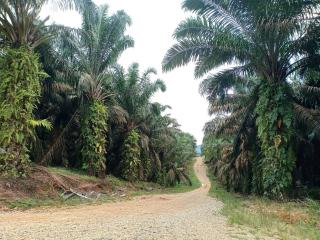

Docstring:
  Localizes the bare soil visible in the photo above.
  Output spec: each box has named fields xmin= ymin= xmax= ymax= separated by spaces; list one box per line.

xmin=0 ymin=166 xmax=113 ymax=210
xmin=0 ymin=158 xmax=256 ymax=240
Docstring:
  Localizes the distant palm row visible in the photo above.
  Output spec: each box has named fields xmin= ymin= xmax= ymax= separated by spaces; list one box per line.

xmin=163 ymin=0 xmax=320 ymax=198
xmin=0 ymin=0 xmax=196 ymax=186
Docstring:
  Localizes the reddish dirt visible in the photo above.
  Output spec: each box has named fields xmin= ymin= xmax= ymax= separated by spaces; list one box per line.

xmin=0 ymin=166 xmax=112 ymax=206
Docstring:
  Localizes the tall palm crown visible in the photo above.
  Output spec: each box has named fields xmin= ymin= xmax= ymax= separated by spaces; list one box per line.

xmin=78 ymin=6 xmax=133 ymax=78
xmin=0 ymin=0 xmax=49 ymax=48
xmin=0 ymin=0 xmax=91 ymax=48
xmin=57 ymin=4 xmax=134 ymax=100
xmin=112 ymin=63 xmax=166 ymax=132
xmin=163 ymin=0 xmax=319 ymax=82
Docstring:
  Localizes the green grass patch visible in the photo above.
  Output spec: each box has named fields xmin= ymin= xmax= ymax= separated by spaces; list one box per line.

xmin=4 ymin=195 xmax=116 ymax=210
xmin=6 ymin=198 xmax=57 ymax=209
xmin=208 ymin=174 xmax=320 ymax=240
xmin=48 ymin=167 xmax=99 ymax=181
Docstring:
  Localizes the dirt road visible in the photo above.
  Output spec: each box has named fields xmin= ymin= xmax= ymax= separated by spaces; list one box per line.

xmin=0 ymin=158 xmax=252 ymax=240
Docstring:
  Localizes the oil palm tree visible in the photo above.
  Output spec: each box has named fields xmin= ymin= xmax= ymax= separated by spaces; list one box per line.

xmin=110 ymin=64 xmax=193 ymax=184
xmin=0 ymin=0 xmax=89 ymax=176
xmin=140 ymin=104 xmax=182 ymax=182
xmin=110 ymin=64 xmax=166 ymax=181
xmin=55 ymin=4 xmax=134 ymax=177
xmin=201 ymin=71 xmax=260 ymax=193
xmin=161 ymin=131 xmax=196 ymax=187
xmin=292 ymin=68 xmax=320 ymax=187
xmin=163 ymin=0 xmax=320 ymax=197
xmin=0 ymin=0 xmax=93 ymax=48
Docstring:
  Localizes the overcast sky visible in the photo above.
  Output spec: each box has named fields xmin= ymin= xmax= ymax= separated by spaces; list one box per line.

xmin=42 ymin=0 xmax=211 ymax=144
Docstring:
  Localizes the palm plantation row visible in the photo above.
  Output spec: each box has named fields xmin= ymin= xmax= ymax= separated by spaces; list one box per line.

xmin=164 ymin=0 xmax=320 ymax=198
xmin=1 ymin=0 xmax=319 ymax=200
xmin=0 ymin=0 xmax=196 ymax=187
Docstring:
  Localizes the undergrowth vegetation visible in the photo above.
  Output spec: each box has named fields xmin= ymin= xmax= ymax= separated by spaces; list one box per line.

xmin=0 ymin=48 xmax=49 ymax=177
xmin=81 ymin=100 xmax=108 ymax=178
xmin=209 ymin=175 xmax=320 ymax=240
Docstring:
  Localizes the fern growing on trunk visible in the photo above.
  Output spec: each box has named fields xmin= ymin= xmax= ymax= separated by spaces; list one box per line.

xmin=255 ymin=83 xmax=296 ymax=198
xmin=81 ymin=100 xmax=108 ymax=178
xmin=121 ymin=129 xmax=141 ymax=182
xmin=0 ymin=48 xmax=46 ymax=177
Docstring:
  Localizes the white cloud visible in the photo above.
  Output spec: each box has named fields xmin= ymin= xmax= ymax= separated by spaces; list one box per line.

xmin=41 ymin=0 xmax=211 ymax=144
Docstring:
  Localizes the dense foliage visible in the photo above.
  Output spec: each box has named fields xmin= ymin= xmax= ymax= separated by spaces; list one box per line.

xmin=0 ymin=0 xmax=196 ymax=187
xmin=0 ymin=48 xmax=47 ymax=176
xmin=164 ymin=0 xmax=320 ymax=198
xmin=255 ymin=83 xmax=296 ymax=197
xmin=80 ymin=100 xmax=108 ymax=178
xmin=161 ymin=132 xmax=196 ymax=187
xmin=120 ymin=129 xmax=141 ymax=182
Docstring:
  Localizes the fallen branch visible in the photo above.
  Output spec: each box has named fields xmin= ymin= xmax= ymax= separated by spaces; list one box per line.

xmin=60 ymin=188 xmax=101 ymax=201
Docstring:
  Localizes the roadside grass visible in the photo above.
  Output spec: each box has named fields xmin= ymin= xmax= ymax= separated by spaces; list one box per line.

xmin=2 ymin=158 xmax=200 ymax=210
xmin=48 ymin=167 xmax=99 ymax=182
xmin=208 ymin=174 xmax=320 ymax=240
xmin=5 ymin=194 xmax=117 ymax=210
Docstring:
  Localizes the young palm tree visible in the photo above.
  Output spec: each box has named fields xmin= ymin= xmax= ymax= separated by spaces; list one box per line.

xmin=163 ymin=0 xmax=319 ymax=197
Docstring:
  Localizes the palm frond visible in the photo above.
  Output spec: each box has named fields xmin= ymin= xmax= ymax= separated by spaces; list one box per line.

xmin=294 ymin=103 xmax=320 ymax=133
xmin=39 ymin=110 xmax=79 ymax=165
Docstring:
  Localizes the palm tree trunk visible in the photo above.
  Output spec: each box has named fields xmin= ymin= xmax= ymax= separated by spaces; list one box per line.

xmin=255 ymin=82 xmax=295 ymax=198
xmin=0 ymin=47 xmax=43 ymax=177
xmin=80 ymin=100 xmax=108 ymax=178
xmin=120 ymin=129 xmax=141 ymax=182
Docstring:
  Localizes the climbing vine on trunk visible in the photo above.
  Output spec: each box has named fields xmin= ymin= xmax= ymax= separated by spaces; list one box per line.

xmin=255 ymin=82 xmax=295 ymax=198
xmin=0 ymin=48 xmax=46 ymax=177
xmin=140 ymin=152 xmax=152 ymax=181
xmin=81 ymin=100 xmax=108 ymax=178
xmin=121 ymin=129 xmax=141 ymax=182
